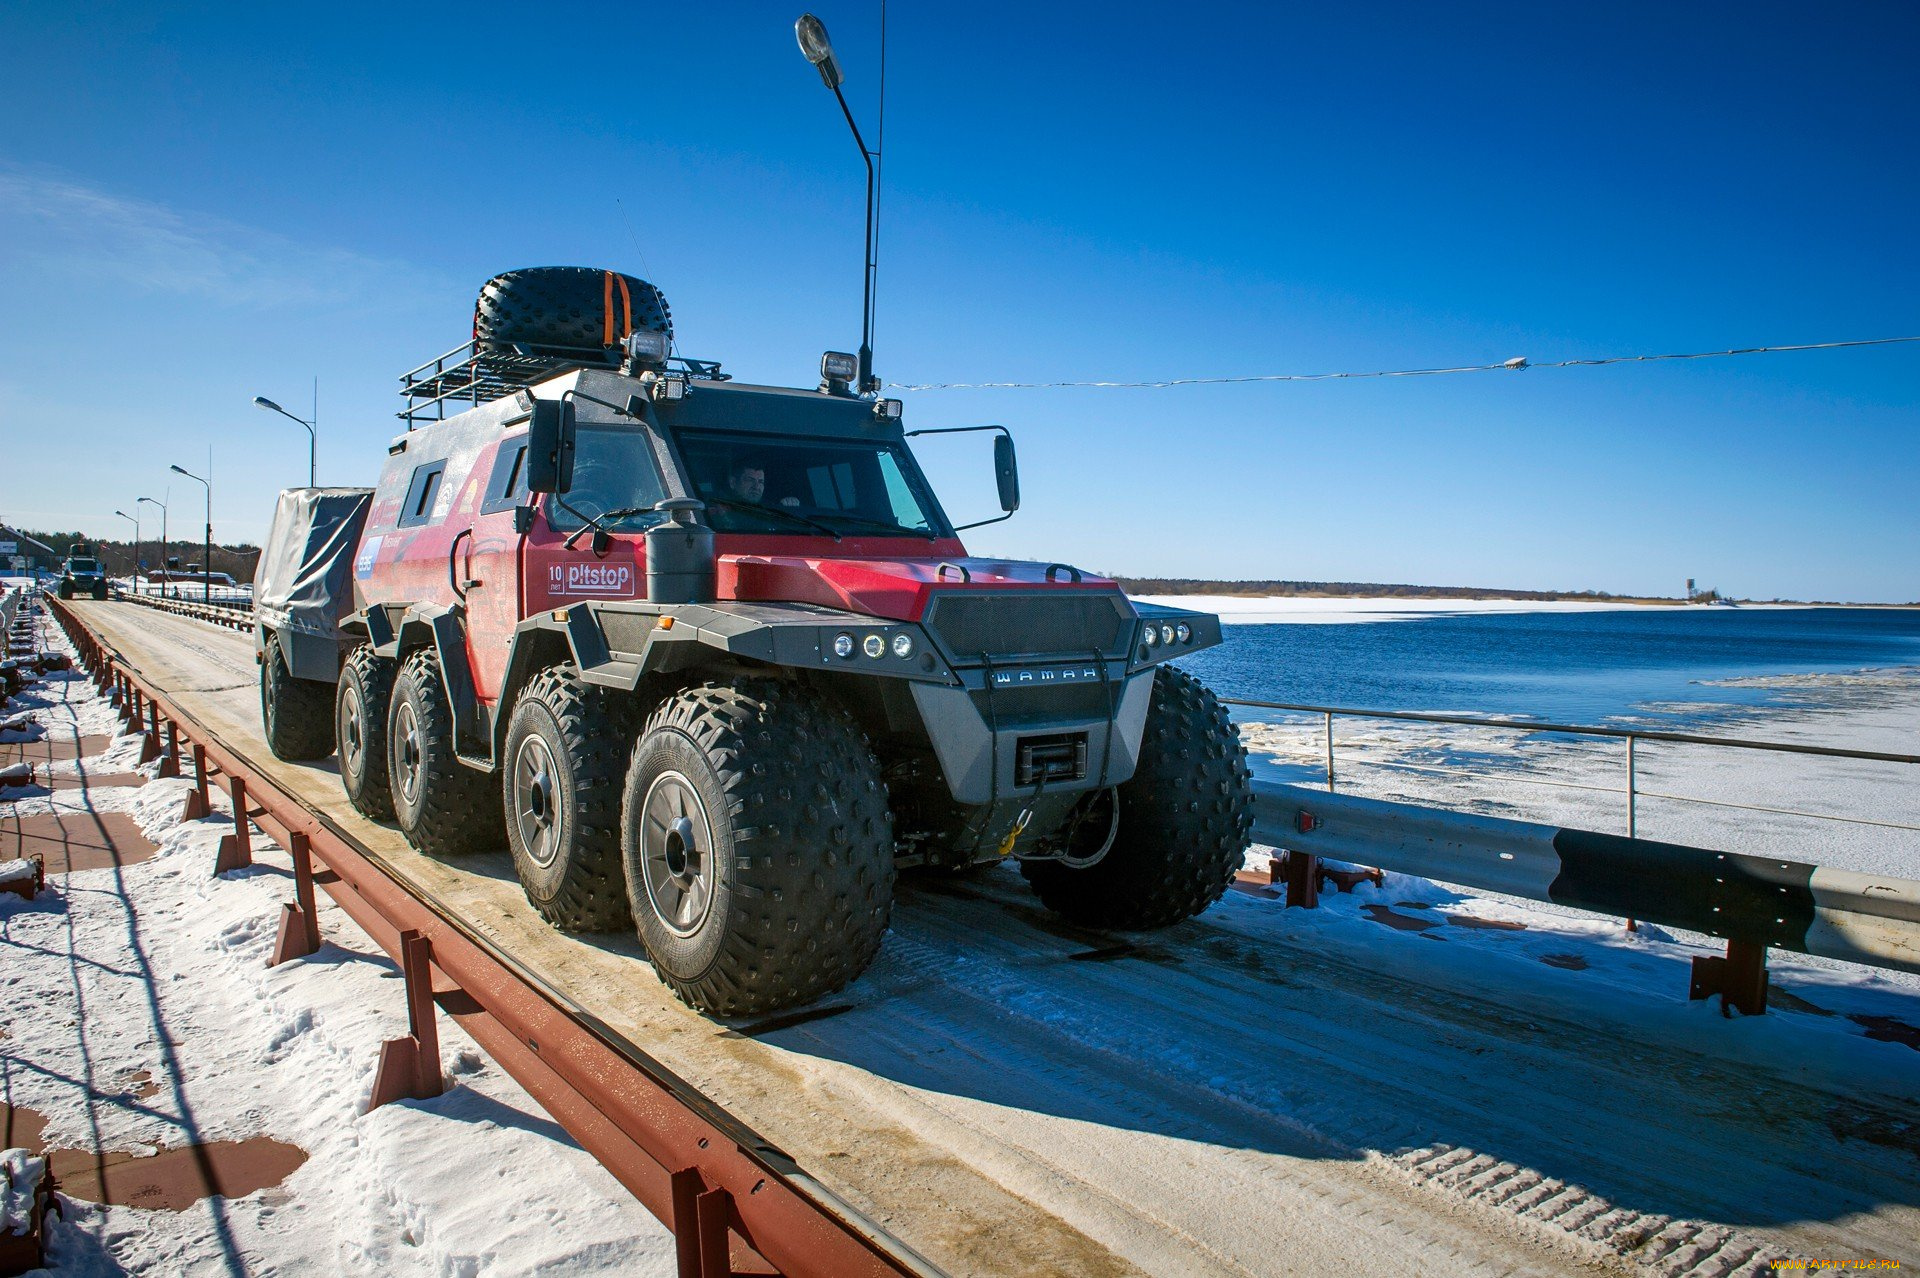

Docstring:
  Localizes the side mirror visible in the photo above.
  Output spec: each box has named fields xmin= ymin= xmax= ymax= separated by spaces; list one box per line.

xmin=525 ymin=399 xmax=576 ymax=494
xmin=994 ymin=433 xmax=1020 ymax=513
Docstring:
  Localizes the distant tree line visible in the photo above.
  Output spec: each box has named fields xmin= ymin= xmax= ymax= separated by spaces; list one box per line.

xmin=1109 ymin=577 xmax=1679 ymax=602
xmin=9 ymin=527 xmax=261 ymax=584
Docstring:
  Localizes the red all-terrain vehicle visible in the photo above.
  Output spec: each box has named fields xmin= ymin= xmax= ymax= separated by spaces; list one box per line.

xmin=255 ymin=266 xmax=1251 ymax=1015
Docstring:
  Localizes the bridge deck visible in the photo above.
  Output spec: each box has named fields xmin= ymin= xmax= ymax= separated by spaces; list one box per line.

xmin=64 ymin=598 xmax=1920 ymax=1276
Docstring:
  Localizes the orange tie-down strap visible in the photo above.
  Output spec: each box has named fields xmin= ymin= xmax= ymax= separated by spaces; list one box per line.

xmin=603 ymin=271 xmax=634 ymax=347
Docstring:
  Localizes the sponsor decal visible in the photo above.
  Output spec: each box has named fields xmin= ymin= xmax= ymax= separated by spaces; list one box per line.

xmin=353 ymin=535 xmax=383 ymax=580
xmin=549 ymin=561 xmax=635 ymax=597
xmin=992 ymin=665 xmax=1101 ymax=686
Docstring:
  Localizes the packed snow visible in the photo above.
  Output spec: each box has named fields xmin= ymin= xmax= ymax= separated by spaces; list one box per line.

xmin=0 ymin=603 xmax=677 ymax=1275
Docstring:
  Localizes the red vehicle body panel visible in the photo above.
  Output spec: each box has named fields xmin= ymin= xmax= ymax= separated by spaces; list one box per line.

xmin=358 ymin=405 xmax=1120 ymax=707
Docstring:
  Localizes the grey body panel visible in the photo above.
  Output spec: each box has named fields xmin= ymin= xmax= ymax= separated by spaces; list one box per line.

xmin=912 ymin=670 xmax=1156 ymax=804
xmin=253 ymin=487 xmax=374 ymax=681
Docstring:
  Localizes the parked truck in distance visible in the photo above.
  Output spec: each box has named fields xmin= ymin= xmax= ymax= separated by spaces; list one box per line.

xmin=255 ymin=266 xmax=1252 ymax=1016
xmin=57 ymin=545 xmax=108 ymax=600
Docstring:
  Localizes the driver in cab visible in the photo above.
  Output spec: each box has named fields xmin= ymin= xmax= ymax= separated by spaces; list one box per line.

xmin=727 ymin=459 xmax=799 ymax=507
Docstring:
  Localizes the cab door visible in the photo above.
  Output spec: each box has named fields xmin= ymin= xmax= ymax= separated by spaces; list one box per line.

xmin=460 ymin=432 xmax=532 ymax=705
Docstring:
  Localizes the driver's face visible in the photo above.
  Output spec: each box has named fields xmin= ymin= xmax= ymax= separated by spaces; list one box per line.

xmin=728 ymin=468 xmax=766 ymax=503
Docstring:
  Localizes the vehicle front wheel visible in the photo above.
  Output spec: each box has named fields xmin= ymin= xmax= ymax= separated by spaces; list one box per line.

xmin=261 ymin=638 xmax=336 ymax=761
xmin=387 ymin=648 xmax=499 ymax=857
xmin=503 ymin=666 xmax=632 ymax=931
xmin=622 ymin=679 xmax=895 ymax=1016
xmin=1020 ymin=665 xmax=1252 ymax=929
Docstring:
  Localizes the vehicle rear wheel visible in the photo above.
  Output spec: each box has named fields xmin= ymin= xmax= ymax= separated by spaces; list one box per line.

xmin=1020 ymin=666 xmax=1252 ymax=929
xmin=387 ymin=648 xmax=499 ymax=857
xmin=503 ymin=666 xmax=632 ymax=931
xmin=337 ymin=644 xmax=395 ymax=820
xmin=622 ymin=679 xmax=894 ymax=1016
xmin=260 ymin=638 xmax=336 ymax=762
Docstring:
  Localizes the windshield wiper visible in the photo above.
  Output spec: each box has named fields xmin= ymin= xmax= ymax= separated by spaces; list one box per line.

xmin=702 ymin=497 xmax=843 ymax=541
xmin=559 ymin=504 xmax=667 ymax=551
xmin=811 ymin=512 xmax=939 ymax=540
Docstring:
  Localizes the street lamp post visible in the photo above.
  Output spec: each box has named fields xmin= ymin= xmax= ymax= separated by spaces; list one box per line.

xmin=138 ymin=496 xmax=166 ymax=595
xmin=795 ymin=12 xmax=884 ymax=394
xmin=113 ymin=509 xmax=139 ymax=592
xmin=254 ymin=391 xmax=316 ymax=486
xmin=169 ymin=464 xmax=212 ymax=605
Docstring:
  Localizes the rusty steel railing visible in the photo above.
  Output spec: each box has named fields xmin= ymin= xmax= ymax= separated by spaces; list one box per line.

xmin=46 ymin=596 xmax=941 ymax=1278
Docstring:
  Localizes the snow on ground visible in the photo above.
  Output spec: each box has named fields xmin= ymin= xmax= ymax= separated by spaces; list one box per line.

xmin=1236 ymin=660 xmax=1920 ymax=1003
xmin=1132 ymin=594 xmax=1770 ymax=624
xmin=2 ymin=604 xmax=676 ymax=1276
xmin=1236 ymin=663 xmax=1920 ymax=878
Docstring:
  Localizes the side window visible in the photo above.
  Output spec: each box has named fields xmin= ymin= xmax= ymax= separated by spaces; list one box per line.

xmin=479 ymin=438 xmax=529 ymax=515
xmin=397 ymin=461 xmax=447 ymax=528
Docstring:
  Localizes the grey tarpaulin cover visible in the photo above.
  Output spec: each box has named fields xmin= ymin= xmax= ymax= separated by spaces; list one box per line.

xmin=255 ymin=488 xmax=373 ymax=642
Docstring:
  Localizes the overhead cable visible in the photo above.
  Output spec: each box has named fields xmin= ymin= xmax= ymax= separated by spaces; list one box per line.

xmin=888 ymin=335 xmax=1920 ymax=392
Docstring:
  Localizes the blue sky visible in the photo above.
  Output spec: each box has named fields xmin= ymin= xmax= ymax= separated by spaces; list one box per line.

xmin=2 ymin=1 xmax=1915 ymax=600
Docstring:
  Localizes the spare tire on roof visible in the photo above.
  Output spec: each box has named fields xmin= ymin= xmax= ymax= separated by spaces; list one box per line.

xmin=473 ymin=266 xmax=672 ymax=359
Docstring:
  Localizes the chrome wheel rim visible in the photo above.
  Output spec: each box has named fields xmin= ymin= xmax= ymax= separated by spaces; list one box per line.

xmin=340 ymin=685 xmax=365 ymax=778
xmin=639 ymin=770 xmax=716 ymax=937
xmin=394 ymin=700 xmax=423 ymax=806
xmin=513 ymin=735 xmax=562 ymax=868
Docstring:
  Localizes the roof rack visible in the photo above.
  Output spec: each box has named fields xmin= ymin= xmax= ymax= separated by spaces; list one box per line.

xmin=398 ymin=343 xmax=728 ymax=425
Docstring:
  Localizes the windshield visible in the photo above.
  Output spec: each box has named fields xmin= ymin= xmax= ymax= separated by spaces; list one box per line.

xmin=70 ymin=559 xmax=98 ymax=572
xmin=546 ymin=426 xmax=669 ymax=533
xmin=678 ymin=430 xmax=944 ymax=538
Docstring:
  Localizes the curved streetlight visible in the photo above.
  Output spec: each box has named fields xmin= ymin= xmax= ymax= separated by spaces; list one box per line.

xmin=169 ymin=463 xmax=213 ymax=604
xmin=138 ymin=495 xmax=167 ymax=594
xmin=113 ymin=509 xmax=139 ymax=591
xmin=796 ymin=12 xmax=881 ymax=394
xmin=254 ymin=393 xmax=316 ymax=486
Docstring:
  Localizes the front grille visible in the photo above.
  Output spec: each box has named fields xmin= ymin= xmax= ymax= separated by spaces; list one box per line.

xmin=924 ymin=591 xmax=1130 ymax=663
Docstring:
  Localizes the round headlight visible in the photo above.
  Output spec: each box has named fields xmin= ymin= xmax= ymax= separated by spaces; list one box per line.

xmin=863 ymin=634 xmax=886 ymax=658
xmin=1175 ymin=622 xmax=1192 ymax=643
xmin=833 ymin=632 xmax=855 ymax=658
xmin=1142 ymin=625 xmax=1159 ymax=648
xmin=1160 ymin=624 xmax=1175 ymax=646
xmin=891 ymin=633 xmax=914 ymax=658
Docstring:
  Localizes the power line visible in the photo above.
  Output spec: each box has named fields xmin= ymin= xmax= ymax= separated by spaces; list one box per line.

xmin=887 ymin=334 xmax=1920 ymax=392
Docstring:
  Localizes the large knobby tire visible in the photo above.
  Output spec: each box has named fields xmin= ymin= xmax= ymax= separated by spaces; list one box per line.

xmin=387 ymin=648 xmax=500 ymax=857
xmin=90 ymin=581 xmax=108 ymax=600
xmin=503 ymin=666 xmax=633 ymax=932
xmin=1021 ymin=666 xmax=1252 ymax=929
xmin=622 ymin=679 xmax=895 ymax=1016
xmin=337 ymin=645 xmax=395 ymax=820
xmin=261 ymin=639 xmax=336 ymax=762
xmin=473 ymin=266 xmax=671 ymax=357
xmin=57 ymin=580 xmax=74 ymax=600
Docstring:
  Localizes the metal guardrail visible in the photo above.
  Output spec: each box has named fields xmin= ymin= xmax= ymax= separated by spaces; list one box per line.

xmin=1223 ymin=697 xmax=1920 ymax=838
xmin=110 ymin=587 xmax=253 ymax=632
xmin=46 ymin=596 xmax=938 ymax=1278
xmin=1254 ymin=778 xmax=1920 ymax=1014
